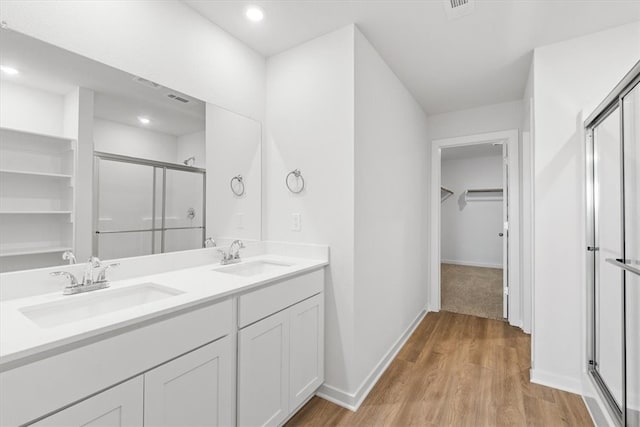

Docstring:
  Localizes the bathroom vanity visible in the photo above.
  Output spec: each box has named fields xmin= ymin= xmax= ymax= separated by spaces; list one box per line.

xmin=0 ymin=248 xmax=327 ymax=426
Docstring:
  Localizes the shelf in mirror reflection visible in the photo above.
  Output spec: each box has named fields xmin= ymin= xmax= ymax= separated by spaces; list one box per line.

xmin=0 ymin=169 xmax=73 ymax=179
xmin=0 ymin=245 xmax=72 ymax=257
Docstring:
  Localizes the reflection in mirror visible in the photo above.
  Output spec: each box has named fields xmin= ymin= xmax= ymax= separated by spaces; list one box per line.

xmin=0 ymin=29 xmax=261 ymax=273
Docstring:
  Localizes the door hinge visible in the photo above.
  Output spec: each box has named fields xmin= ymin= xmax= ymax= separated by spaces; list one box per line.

xmin=587 ymin=246 xmax=599 ymax=252
xmin=504 ymin=221 xmax=509 ymax=230
xmin=504 ymin=287 xmax=509 ymax=296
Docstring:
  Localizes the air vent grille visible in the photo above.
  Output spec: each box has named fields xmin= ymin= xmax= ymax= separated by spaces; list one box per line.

xmin=132 ymin=76 xmax=162 ymax=89
xmin=167 ymin=94 xmax=190 ymax=103
xmin=443 ymin=0 xmax=474 ymax=19
xmin=450 ymin=0 xmax=468 ymax=7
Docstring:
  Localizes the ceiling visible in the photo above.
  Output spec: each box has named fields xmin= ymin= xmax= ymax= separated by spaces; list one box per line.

xmin=0 ymin=28 xmax=205 ymax=136
xmin=441 ymin=142 xmax=502 ymax=161
xmin=185 ymin=0 xmax=640 ymax=115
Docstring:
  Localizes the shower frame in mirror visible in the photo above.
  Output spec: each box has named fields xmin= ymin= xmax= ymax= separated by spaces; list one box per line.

xmin=93 ymin=152 xmax=206 ymax=258
xmin=584 ymin=60 xmax=640 ymax=427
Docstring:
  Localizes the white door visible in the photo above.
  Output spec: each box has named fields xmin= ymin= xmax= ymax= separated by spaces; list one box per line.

xmin=238 ymin=309 xmax=290 ymax=427
xmin=33 ymin=376 xmax=143 ymax=427
xmin=289 ymin=294 xmax=324 ymax=411
xmin=502 ymin=142 xmax=509 ymax=319
xmin=144 ymin=337 xmax=233 ymax=427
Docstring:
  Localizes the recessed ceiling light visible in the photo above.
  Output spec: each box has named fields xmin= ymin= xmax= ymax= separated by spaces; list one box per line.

xmin=245 ymin=6 xmax=264 ymax=22
xmin=0 ymin=65 xmax=19 ymax=75
xmin=138 ymin=116 xmax=150 ymax=125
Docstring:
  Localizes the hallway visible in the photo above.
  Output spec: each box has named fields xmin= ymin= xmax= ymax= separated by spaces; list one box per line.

xmin=287 ymin=311 xmax=592 ymax=426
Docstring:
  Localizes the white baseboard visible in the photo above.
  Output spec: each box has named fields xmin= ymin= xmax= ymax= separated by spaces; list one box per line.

xmin=530 ymin=369 xmax=582 ymax=395
xmin=441 ymin=259 xmax=502 ymax=269
xmin=316 ymin=309 xmax=427 ymax=412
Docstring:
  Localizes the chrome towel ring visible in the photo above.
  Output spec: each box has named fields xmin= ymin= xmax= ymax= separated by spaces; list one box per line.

xmin=230 ymin=174 xmax=245 ymax=196
xmin=286 ymin=169 xmax=305 ymax=194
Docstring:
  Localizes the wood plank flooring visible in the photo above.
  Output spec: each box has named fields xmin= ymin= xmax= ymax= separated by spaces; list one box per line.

xmin=286 ymin=311 xmax=593 ymax=427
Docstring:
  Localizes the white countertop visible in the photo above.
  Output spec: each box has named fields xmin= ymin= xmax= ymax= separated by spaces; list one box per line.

xmin=0 ymin=254 xmax=327 ymax=368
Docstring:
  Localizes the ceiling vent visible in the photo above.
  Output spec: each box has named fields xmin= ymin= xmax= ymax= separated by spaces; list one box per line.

xmin=132 ymin=76 xmax=162 ymax=89
xmin=443 ymin=0 xmax=475 ymax=20
xmin=167 ymin=93 xmax=190 ymax=103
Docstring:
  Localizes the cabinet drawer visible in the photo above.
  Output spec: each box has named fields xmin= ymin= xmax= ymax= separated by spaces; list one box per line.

xmin=238 ymin=269 xmax=324 ymax=328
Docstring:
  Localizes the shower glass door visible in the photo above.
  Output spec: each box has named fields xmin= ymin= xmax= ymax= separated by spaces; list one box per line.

xmin=94 ymin=153 xmax=206 ymax=259
xmin=586 ymin=62 xmax=639 ymax=427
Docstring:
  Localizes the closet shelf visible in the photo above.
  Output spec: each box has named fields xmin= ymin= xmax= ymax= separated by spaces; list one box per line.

xmin=0 ymin=169 xmax=73 ymax=179
xmin=0 ymin=246 xmax=72 ymax=257
xmin=0 ymin=126 xmax=74 ymax=143
xmin=464 ymin=188 xmax=503 ymax=202
xmin=441 ymin=187 xmax=454 ymax=202
xmin=0 ymin=210 xmax=73 ymax=215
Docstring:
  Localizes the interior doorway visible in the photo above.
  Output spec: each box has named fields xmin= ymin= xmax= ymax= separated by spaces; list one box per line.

xmin=430 ymin=130 xmax=521 ymax=327
xmin=440 ymin=143 xmax=506 ymax=320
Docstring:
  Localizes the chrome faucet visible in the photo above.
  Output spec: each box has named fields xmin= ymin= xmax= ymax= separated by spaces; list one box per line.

xmin=51 ymin=257 xmax=119 ymax=295
xmin=84 ymin=256 xmax=101 ymax=286
xmin=204 ymin=237 xmax=217 ymax=248
xmin=62 ymin=250 xmax=76 ymax=265
xmin=217 ymin=240 xmax=245 ymax=265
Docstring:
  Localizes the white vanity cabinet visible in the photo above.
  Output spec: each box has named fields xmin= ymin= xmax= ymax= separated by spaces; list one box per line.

xmin=237 ymin=270 xmax=325 ymax=427
xmin=32 ymin=377 xmax=144 ymax=427
xmin=144 ymin=336 xmax=233 ymax=427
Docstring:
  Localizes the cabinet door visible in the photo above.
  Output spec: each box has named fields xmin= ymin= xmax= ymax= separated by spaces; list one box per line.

xmin=32 ymin=376 xmax=143 ymax=427
xmin=238 ymin=309 xmax=290 ymax=427
xmin=289 ymin=293 xmax=324 ymax=411
xmin=144 ymin=336 xmax=232 ymax=427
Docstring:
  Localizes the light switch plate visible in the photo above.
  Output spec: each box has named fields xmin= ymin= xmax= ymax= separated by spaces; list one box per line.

xmin=291 ymin=213 xmax=301 ymax=232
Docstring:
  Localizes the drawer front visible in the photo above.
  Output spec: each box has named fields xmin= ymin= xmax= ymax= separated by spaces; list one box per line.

xmin=0 ymin=298 xmax=232 ymax=426
xmin=238 ymin=269 xmax=324 ymax=328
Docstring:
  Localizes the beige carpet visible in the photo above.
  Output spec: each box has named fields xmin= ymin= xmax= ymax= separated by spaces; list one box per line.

xmin=441 ymin=263 xmax=504 ymax=320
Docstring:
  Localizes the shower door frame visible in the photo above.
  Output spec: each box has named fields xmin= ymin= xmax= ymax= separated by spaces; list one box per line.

xmin=585 ymin=60 xmax=640 ymax=427
xmin=92 ymin=151 xmax=206 ymax=257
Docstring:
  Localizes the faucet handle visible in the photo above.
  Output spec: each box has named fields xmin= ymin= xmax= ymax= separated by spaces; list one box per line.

xmin=62 ymin=250 xmax=76 ymax=265
xmin=216 ymin=248 xmax=229 ymax=260
xmin=96 ymin=263 xmax=119 ymax=283
xmin=50 ymin=271 xmax=79 ymax=287
xmin=204 ymin=237 xmax=216 ymax=248
xmin=88 ymin=256 xmax=101 ymax=267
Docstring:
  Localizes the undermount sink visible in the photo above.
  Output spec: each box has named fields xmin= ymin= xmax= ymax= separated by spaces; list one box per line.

xmin=215 ymin=260 xmax=292 ymax=277
xmin=20 ymin=282 xmax=184 ymax=328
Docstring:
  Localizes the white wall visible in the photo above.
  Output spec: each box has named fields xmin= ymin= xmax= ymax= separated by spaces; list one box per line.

xmin=353 ymin=28 xmax=429 ymax=393
xmin=93 ymin=118 xmax=178 ymax=163
xmin=265 ymin=26 xmax=356 ymax=394
xmin=427 ymin=100 xmax=523 ymax=141
xmin=0 ymin=81 xmax=65 ymax=136
xmin=441 ymin=153 xmax=503 ymax=268
xmin=0 ymin=0 xmax=265 ymax=121
xmin=177 ymin=131 xmax=206 ymax=168
xmin=531 ymin=21 xmax=640 ymax=393
xmin=206 ymin=104 xmax=262 ymax=241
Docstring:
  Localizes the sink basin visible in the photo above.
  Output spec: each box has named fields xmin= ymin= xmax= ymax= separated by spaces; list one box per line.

xmin=215 ymin=260 xmax=292 ymax=277
xmin=20 ymin=282 xmax=184 ymax=328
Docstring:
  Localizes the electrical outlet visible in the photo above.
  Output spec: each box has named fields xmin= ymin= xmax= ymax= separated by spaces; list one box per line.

xmin=291 ymin=213 xmax=301 ymax=232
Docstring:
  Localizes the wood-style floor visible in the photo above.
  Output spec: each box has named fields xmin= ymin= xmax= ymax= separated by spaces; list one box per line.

xmin=287 ymin=311 xmax=593 ymax=427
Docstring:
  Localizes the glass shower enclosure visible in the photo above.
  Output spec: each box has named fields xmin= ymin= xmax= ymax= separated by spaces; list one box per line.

xmin=585 ymin=61 xmax=639 ymax=427
xmin=93 ymin=152 xmax=206 ymax=260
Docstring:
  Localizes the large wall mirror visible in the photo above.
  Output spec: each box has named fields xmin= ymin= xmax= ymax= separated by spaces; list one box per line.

xmin=0 ymin=29 xmax=262 ymax=272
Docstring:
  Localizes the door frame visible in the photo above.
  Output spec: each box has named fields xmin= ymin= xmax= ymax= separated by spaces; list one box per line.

xmin=430 ymin=129 xmax=521 ymax=327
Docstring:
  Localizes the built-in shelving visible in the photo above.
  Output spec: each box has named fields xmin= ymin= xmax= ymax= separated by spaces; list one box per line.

xmin=464 ymin=188 xmax=503 ymax=202
xmin=0 ymin=126 xmax=76 ymax=271
xmin=0 ymin=246 xmax=72 ymax=257
xmin=0 ymin=169 xmax=73 ymax=179
xmin=0 ymin=126 xmax=74 ymax=143
xmin=0 ymin=211 xmax=73 ymax=215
